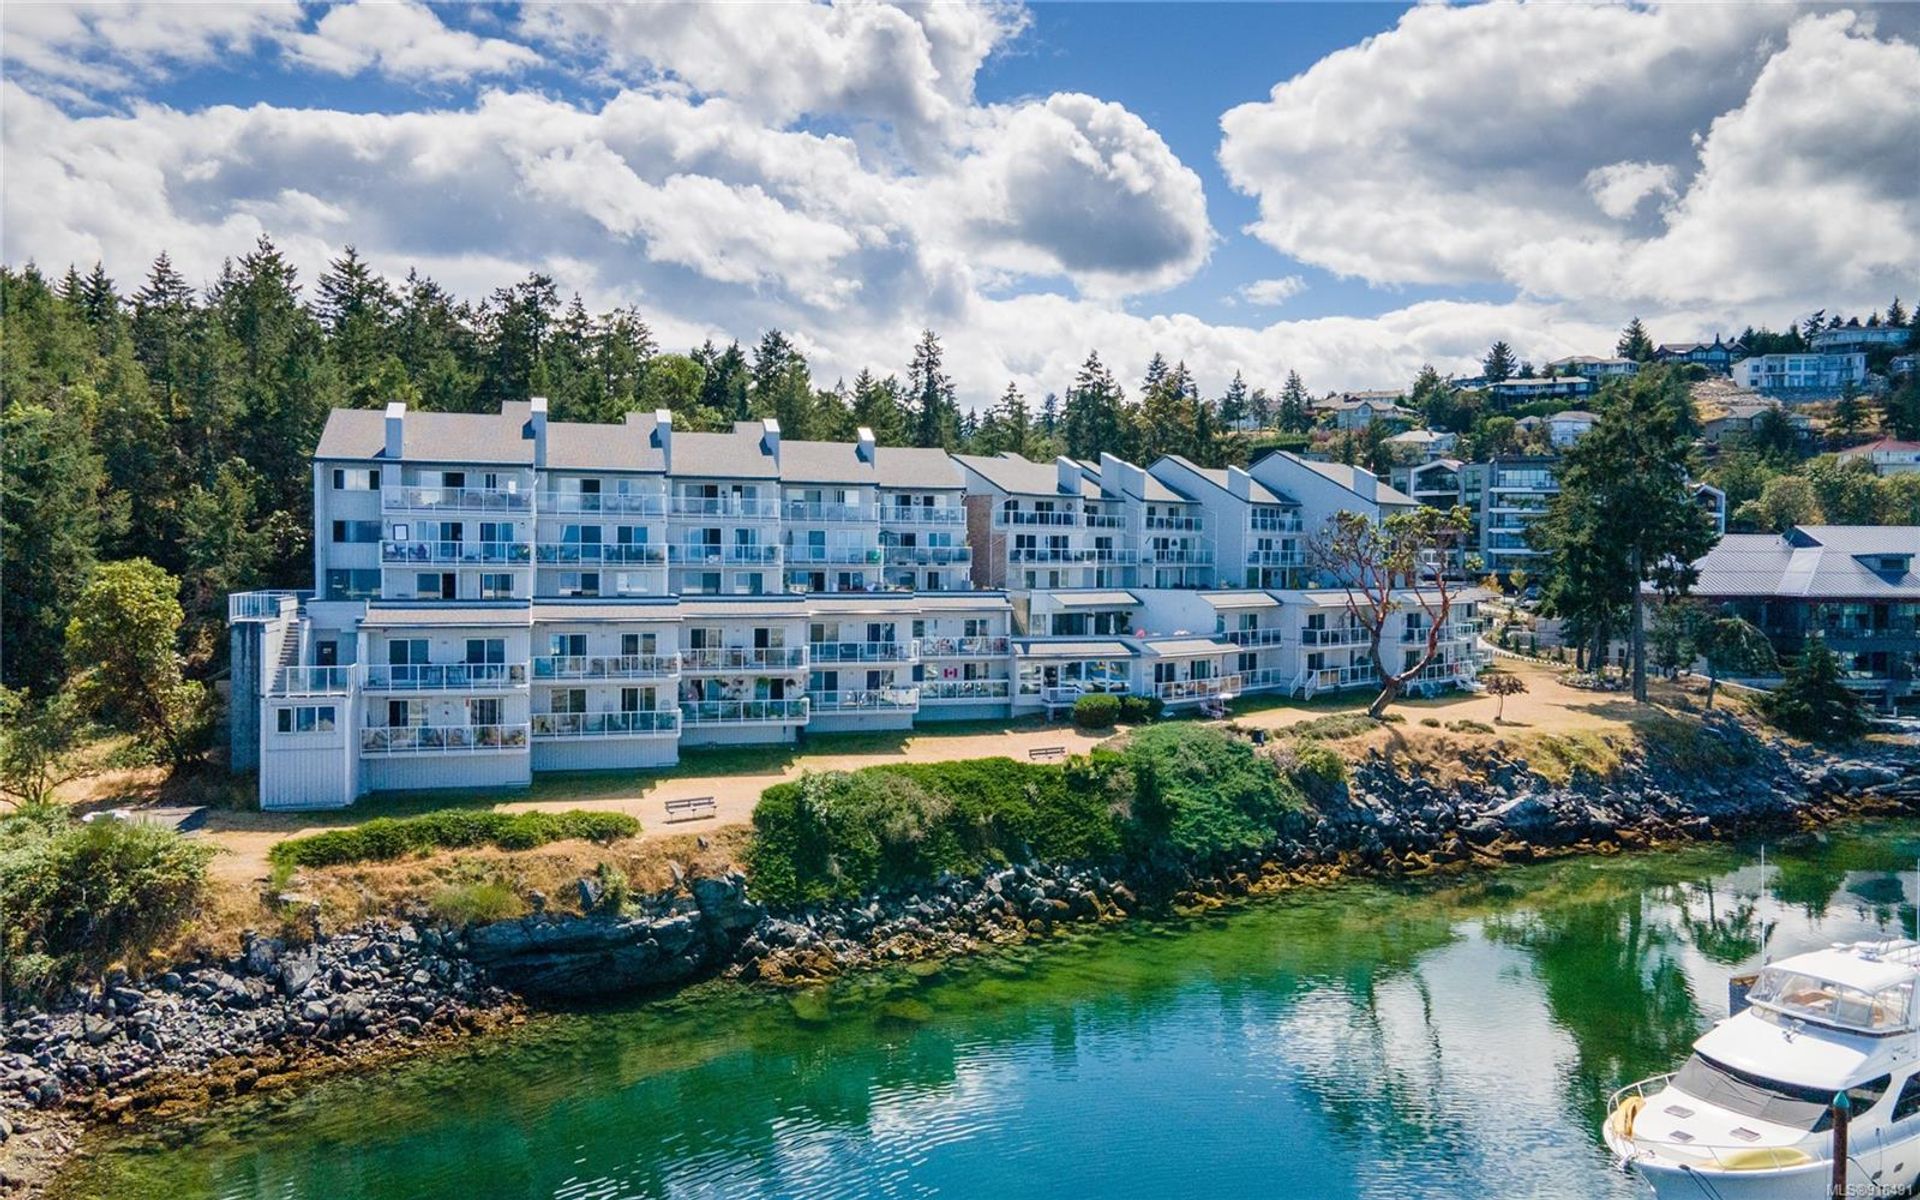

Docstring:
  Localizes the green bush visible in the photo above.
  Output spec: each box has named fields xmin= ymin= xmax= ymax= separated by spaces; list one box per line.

xmin=429 ymin=880 xmax=523 ymax=925
xmin=1447 ymin=719 xmax=1496 ymax=734
xmin=1273 ymin=740 xmax=1348 ymax=803
xmin=1121 ymin=724 xmax=1307 ymax=861
xmin=269 ymin=809 xmax=639 ymax=869
xmin=747 ymin=757 xmax=1124 ymax=905
xmin=1073 ymin=693 xmax=1121 ymax=729
xmin=1285 ymin=712 xmax=1382 ymax=741
xmin=0 ymin=809 xmax=214 ymax=990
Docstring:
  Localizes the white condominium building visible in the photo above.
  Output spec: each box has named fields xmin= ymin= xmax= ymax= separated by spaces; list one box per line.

xmin=234 ymin=405 xmax=1484 ymax=810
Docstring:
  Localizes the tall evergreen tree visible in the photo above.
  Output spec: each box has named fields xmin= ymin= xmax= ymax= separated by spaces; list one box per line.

xmin=1218 ymin=371 xmax=1250 ymax=430
xmin=1061 ymin=350 xmax=1125 ymax=461
xmin=1278 ymin=370 xmax=1311 ymax=432
xmin=1482 ymin=341 xmax=1517 ymax=382
xmin=849 ymin=368 xmax=909 ymax=444
xmin=1616 ymin=317 xmax=1655 ymax=362
xmin=906 ymin=329 xmax=957 ymax=449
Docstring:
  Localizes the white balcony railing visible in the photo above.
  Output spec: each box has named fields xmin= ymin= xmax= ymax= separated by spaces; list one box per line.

xmin=229 ymin=590 xmax=307 ymax=622
xmin=667 ymin=544 xmax=780 ymax=565
xmin=1246 ymin=550 xmax=1303 ymax=567
xmin=1009 ymin=547 xmax=1086 ymax=563
xmin=808 ymin=640 xmax=916 ymax=664
xmin=1040 ymin=683 xmax=1130 ymax=706
xmin=1143 ymin=515 xmax=1206 ymax=532
xmin=920 ymin=678 xmax=1012 ymax=701
xmin=668 ymin=495 xmax=781 ymax=519
xmin=882 ymin=505 xmax=967 ymax=526
xmin=919 ymin=635 xmax=1009 ymax=658
xmin=531 ymin=710 xmax=679 ymax=739
xmin=1300 ymin=626 xmax=1372 ymax=649
xmin=1153 ymin=674 xmax=1241 ymax=703
xmin=1142 ymin=547 xmax=1213 ymax=565
xmin=362 ymin=662 xmax=529 ymax=691
xmin=1082 ymin=512 xmax=1127 ymax=529
xmin=382 ymin=540 xmax=531 ymax=565
xmin=783 ymin=501 xmax=875 ymax=523
xmin=679 ymin=698 xmax=810 ymax=725
xmin=1249 ymin=514 xmax=1304 ymax=534
xmin=1400 ymin=622 xmax=1482 ymax=644
xmin=272 ymin=666 xmax=354 ymax=695
xmin=806 ymin=688 xmax=919 ymax=712
xmin=1226 ymin=627 xmax=1287 ymax=647
xmin=994 ymin=510 xmax=1079 ymax=528
xmin=538 ymin=491 xmax=667 ymax=516
xmin=360 ymin=724 xmax=529 ymax=755
xmin=535 ymin=543 xmax=668 ymax=565
xmin=784 ymin=545 xmax=883 ymax=565
xmin=383 ymin=485 xmax=531 ymax=514
xmin=533 ymin=654 xmax=679 ymax=680
xmin=680 ymin=646 xmax=809 ymax=673
xmin=882 ymin=545 xmax=971 ymax=565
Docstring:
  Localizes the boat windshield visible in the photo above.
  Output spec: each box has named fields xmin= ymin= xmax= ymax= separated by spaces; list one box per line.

xmin=1671 ymin=1055 xmax=1888 ymax=1133
xmin=1748 ymin=966 xmax=1914 ymax=1033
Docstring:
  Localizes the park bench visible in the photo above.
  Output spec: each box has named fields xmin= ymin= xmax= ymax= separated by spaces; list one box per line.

xmin=1027 ymin=745 xmax=1067 ymax=762
xmin=664 ymin=796 xmax=717 ymax=822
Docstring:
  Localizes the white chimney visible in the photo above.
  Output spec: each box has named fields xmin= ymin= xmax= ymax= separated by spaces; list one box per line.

xmin=528 ymin=396 xmax=549 ymax=467
xmin=1055 ymin=456 xmax=1081 ymax=496
xmin=1226 ymin=465 xmax=1252 ymax=501
xmin=761 ymin=417 xmax=781 ymax=463
xmin=856 ymin=426 xmax=876 ymax=463
xmin=652 ymin=408 xmax=673 ymax=472
xmin=1352 ymin=466 xmax=1379 ymax=503
xmin=384 ymin=401 xmax=406 ymax=460
xmin=1100 ymin=452 xmax=1146 ymax=499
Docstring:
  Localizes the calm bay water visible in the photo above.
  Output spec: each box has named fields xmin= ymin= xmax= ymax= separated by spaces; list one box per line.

xmin=56 ymin=822 xmax=1920 ymax=1200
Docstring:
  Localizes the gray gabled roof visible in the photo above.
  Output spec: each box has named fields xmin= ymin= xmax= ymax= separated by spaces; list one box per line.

xmin=1691 ymin=527 xmax=1920 ymax=600
xmin=1289 ymin=455 xmax=1420 ymax=507
xmin=672 ymin=423 xmax=778 ymax=479
xmin=1157 ymin=455 xmax=1296 ymax=506
xmin=316 ymin=405 xmax=539 ymax=466
xmin=953 ymin=452 xmax=1100 ymax=499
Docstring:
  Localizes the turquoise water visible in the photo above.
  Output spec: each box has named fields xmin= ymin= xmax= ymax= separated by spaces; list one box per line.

xmin=56 ymin=823 xmax=1920 ymax=1199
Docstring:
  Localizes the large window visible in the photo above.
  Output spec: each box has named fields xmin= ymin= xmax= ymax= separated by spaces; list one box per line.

xmin=332 ymin=467 xmax=380 ymax=491
xmin=276 ymin=705 xmax=336 ymax=734
xmin=324 ymin=569 xmax=380 ymax=600
xmin=1749 ymin=965 xmax=1915 ymax=1033
xmin=331 ymin=520 xmax=381 ymax=544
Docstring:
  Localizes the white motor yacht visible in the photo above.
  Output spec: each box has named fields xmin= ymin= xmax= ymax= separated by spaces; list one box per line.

xmin=1605 ymin=940 xmax=1920 ymax=1199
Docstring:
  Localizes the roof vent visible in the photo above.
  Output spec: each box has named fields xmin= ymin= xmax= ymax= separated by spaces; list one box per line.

xmin=528 ymin=396 xmax=549 ymax=467
xmin=384 ymin=401 xmax=406 ymax=460
xmin=856 ymin=426 xmax=876 ymax=464
xmin=761 ymin=417 xmax=781 ymax=463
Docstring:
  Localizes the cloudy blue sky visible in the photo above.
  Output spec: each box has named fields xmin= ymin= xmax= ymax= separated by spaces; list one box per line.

xmin=5 ymin=2 xmax=1917 ymax=402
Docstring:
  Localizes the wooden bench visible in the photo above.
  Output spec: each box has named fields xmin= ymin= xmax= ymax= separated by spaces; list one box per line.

xmin=663 ymin=796 xmax=717 ymax=822
xmin=1027 ymin=745 xmax=1067 ymax=762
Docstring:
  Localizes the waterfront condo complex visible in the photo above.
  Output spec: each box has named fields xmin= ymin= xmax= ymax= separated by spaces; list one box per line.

xmin=231 ymin=399 xmax=1491 ymax=809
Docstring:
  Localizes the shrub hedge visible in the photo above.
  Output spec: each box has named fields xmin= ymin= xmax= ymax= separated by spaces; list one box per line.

xmin=746 ymin=725 xmax=1311 ymax=905
xmin=269 ymin=809 xmax=639 ymax=869
xmin=1072 ymin=693 xmax=1120 ymax=729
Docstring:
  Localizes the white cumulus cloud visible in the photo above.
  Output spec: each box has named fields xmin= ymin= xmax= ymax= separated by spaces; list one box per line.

xmin=285 ymin=1 xmax=540 ymax=82
xmin=1237 ymin=276 xmax=1307 ymax=307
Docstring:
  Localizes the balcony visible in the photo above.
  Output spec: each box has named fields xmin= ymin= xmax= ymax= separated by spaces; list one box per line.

xmin=1249 ymin=514 xmax=1303 ymax=534
xmin=668 ymin=495 xmax=781 ymax=520
xmin=784 ymin=545 xmax=882 ymax=565
xmin=882 ymin=545 xmax=971 ymax=565
xmin=1300 ymin=626 xmax=1371 ymax=648
xmin=920 ymin=678 xmax=1011 ymax=702
xmin=1041 ymin=683 xmax=1129 ymax=706
xmin=1246 ymin=550 xmax=1303 ymax=567
xmin=809 ymin=640 xmax=916 ymax=664
xmin=881 ymin=505 xmax=966 ymax=526
xmin=531 ymin=710 xmax=679 ymax=739
xmin=994 ymin=510 xmax=1079 ymax=528
xmin=807 ymin=687 xmax=920 ymax=713
xmin=1141 ymin=547 xmax=1213 ymax=565
xmin=1008 ymin=547 xmax=1086 ymax=563
xmin=680 ymin=646 xmax=809 ymax=673
xmin=1143 ymin=515 xmax=1205 ymax=532
xmin=538 ymin=491 xmax=667 ymax=516
xmin=783 ymin=500 xmax=875 ymax=523
xmin=535 ymin=543 xmax=668 ymax=565
xmin=1153 ymin=674 xmax=1241 ymax=703
xmin=533 ymin=654 xmax=679 ymax=680
xmin=229 ymin=590 xmax=308 ymax=622
xmin=382 ymin=540 xmax=531 ymax=566
xmin=1082 ymin=512 xmax=1127 ymax=530
xmin=667 ymin=544 xmax=781 ymax=566
xmin=360 ymin=724 xmax=529 ymax=755
xmin=1226 ymin=627 xmax=1287 ymax=647
xmin=383 ymin=485 xmax=531 ymax=514
xmin=362 ymin=662 xmax=529 ymax=691
xmin=679 ymin=698 xmax=810 ymax=726
xmin=1401 ymin=623 xmax=1481 ymax=644
xmin=920 ymin=635 xmax=1009 ymax=658
xmin=272 ymin=666 xmax=354 ymax=695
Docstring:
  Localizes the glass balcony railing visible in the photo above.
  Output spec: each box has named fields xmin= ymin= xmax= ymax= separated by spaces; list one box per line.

xmin=881 ymin=506 xmax=966 ymax=525
xmin=1153 ymin=674 xmax=1241 ymax=703
xmin=919 ymin=678 xmax=1011 ymax=701
xmin=1226 ymin=627 xmax=1287 ymax=646
xmin=667 ymin=544 xmax=780 ymax=565
xmin=678 ymin=698 xmax=810 ymax=725
xmin=1300 ymin=626 xmax=1371 ymax=648
xmin=668 ymin=496 xmax=781 ymax=519
xmin=919 ymin=636 xmax=1009 ymax=658
xmin=994 ymin=510 xmax=1079 ymax=528
xmin=1143 ymin=515 xmax=1205 ymax=532
xmin=1249 ymin=513 xmax=1304 ymax=533
xmin=383 ymin=485 xmax=532 ymax=513
xmin=680 ymin=646 xmax=809 ymax=672
xmin=782 ymin=501 xmax=876 ymax=523
xmin=1246 ymin=550 xmax=1303 ymax=566
xmin=784 ymin=545 xmax=883 ymax=564
xmin=362 ymin=662 xmax=528 ymax=690
xmin=381 ymin=540 xmax=530 ymax=565
xmin=538 ymin=491 xmax=667 ymax=516
xmin=1142 ymin=547 xmax=1213 ymax=565
xmin=807 ymin=688 xmax=919 ymax=712
xmin=535 ymin=543 xmax=667 ymax=565
xmin=533 ymin=654 xmax=679 ymax=679
xmin=882 ymin=545 xmax=971 ymax=564
xmin=272 ymin=666 xmax=354 ymax=695
xmin=808 ymin=641 xmax=915 ymax=663
xmin=531 ymin=710 xmax=678 ymax=738
xmin=360 ymin=724 xmax=529 ymax=754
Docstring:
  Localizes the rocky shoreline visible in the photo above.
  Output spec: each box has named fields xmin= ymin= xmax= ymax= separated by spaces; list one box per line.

xmin=4 ymin=714 xmax=1916 ymax=1194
